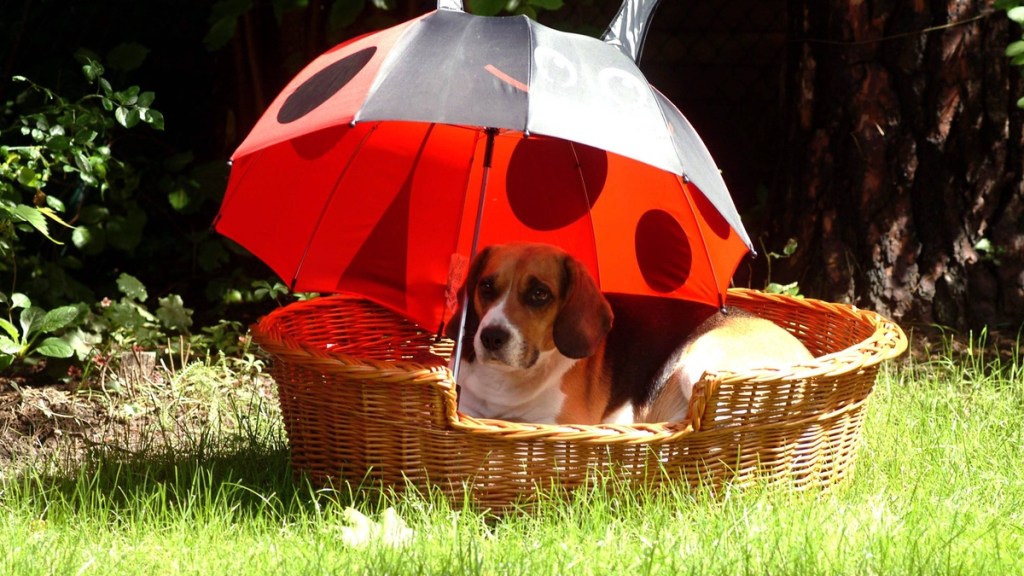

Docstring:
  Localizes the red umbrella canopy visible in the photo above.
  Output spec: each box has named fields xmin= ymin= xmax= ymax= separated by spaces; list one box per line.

xmin=215 ymin=2 xmax=754 ymax=331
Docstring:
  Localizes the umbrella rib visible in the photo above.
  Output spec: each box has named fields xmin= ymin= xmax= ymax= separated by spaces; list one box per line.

xmin=290 ymin=123 xmax=379 ymax=289
xmin=212 ymin=157 xmax=253 ymax=227
xmin=567 ymin=141 xmax=602 ymax=284
xmin=453 ymin=127 xmax=498 ymax=383
xmin=680 ymin=178 xmax=726 ymax=310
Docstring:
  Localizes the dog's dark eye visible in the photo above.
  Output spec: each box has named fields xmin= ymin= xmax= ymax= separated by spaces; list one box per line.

xmin=527 ymin=286 xmax=552 ymax=307
xmin=478 ymin=278 xmax=497 ymax=301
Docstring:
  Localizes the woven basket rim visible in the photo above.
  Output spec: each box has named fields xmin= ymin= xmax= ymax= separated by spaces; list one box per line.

xmin=252 ymin=288 xmax=907 ymax=444
xmin=704 ymin=289 xmax=908 ymax=381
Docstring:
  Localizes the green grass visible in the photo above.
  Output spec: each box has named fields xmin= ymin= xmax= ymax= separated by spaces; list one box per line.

xmin=2 ymin=342 xmax=1023 ymax=575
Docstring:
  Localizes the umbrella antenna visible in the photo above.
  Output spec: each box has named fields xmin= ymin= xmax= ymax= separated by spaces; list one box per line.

xmin=437 ymin=0 xmax=463 ymax=11
xmin=452 ymin=127 xmax=498 ymax=384
xmin=601 ymin=0 xmax=663 ymax=63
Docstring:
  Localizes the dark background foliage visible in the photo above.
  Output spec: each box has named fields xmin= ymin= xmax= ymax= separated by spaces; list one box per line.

xmin=2 ymin=0 xmax=1021 ymax=346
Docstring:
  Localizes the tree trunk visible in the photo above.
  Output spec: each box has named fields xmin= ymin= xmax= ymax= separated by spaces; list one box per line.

xmin=777 ymin=0 xmax=1024 ymax=330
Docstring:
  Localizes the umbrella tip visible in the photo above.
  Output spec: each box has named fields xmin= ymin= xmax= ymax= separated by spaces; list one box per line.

xmin=601 ymin=0 xmax=664 ymax=62
xmin=437 ymin=0 xmax=463 ymax=11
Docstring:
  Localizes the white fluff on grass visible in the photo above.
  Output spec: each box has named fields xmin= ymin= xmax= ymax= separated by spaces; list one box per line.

xmin=339 ymin=507 xmax=414 ymax=548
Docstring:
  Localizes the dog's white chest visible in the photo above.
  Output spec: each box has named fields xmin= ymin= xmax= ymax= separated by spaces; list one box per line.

xmin=454 ymin=351 xmax=575 ymax=423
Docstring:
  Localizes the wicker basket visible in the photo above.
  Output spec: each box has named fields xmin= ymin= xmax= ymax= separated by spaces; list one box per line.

xmin=252 ymin=289 xmax=907 ymax=510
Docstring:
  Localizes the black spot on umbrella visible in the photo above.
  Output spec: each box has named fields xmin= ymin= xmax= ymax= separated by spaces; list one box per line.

xmin=277 ymin=47 xmax=377 ymax=124
xmin=635 ymin=209 xmax=692 ymax=293
xmin=505 ymin=139 xmax=607 ymax=231
xmin=289 ymin=124 xmax=347 ymax=160
xmin=689 ymin=180 xmax=732 ymax=240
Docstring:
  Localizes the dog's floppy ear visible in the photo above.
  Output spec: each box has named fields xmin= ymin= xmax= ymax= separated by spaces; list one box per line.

xmin=445 ymin=246 xmax=493 ymax=360
xmin=553 ymin=255 xmax=613 ymax=359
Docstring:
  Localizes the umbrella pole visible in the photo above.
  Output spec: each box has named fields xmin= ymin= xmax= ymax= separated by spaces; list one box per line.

xmin=452 ymin=127 xmax=498 ymax=384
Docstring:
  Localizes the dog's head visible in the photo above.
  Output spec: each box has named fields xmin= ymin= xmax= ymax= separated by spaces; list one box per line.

xmin=446 ymin=243 xmax=613 ymax=370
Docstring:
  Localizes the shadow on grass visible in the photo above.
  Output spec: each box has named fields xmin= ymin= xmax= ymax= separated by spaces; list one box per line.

xmin=5 ymin=438 xmax=411 ymax=524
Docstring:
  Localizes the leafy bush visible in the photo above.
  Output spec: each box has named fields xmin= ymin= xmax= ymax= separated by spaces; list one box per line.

xmin=0 ymin=292 xmax=79 ymax=372
xmin=0 ymin=54 xmax=163 ymax=235
xmin=0 ymin=55 xmax=226 ymax=375
xmin=0 ymin=52 xmax=165 ymax=309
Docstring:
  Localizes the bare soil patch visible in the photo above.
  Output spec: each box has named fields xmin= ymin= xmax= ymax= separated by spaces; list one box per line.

xmin=0 ymin=356 xmax=278 ymax=477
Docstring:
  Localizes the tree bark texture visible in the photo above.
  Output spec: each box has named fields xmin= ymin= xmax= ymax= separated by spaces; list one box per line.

xmin=777 ymin=0 xmax=1024 ymax=329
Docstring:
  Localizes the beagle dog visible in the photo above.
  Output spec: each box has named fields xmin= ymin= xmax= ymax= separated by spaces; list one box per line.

xmin=447 ymin=243 xmax=814 ymax=425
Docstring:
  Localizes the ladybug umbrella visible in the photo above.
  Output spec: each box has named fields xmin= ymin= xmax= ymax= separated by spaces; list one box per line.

xmin=214 ymin=0 xmax=754 ymax=342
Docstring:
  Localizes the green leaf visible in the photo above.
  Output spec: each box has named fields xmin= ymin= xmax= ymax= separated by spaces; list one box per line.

xmin=81 ymin=60 xmax=105 ymax=81
xmin=79 ymin=205 xmax=110 ymax=224
xmin=765 ymin=281 xmax=800 ymax=296
xmin=19 ymin=307 xmax=44 ymax=338
xmin=118 ymin=85 xmax=141 ymax=105
xmin=44 ymin=194 xmax=66 ymax=212
xmin=223 ymin=289 xmax=244 ymax=304
xmin=1013 ymin=53 xmax=1024 ymax=67
xmin=204 ymin=17 xmax=239 ymax=51
xmin=1006 ymin=40 xmax=1024 ymax=58
xmin=470 ymin=0 xmax=506 ymax=15
xmin=1017 ymin=95 xmax=1024 ymax=109
xmin=107 ymin=208 xmax=147 ymax=251
xmin=204 ymin=0 xmax=252 ymax=51
xmin=16 ymin=166 xmax=39 ymax=187
xmin=156 ymin=294 xmax=193 ymax=332
xmin=71 ymin=226 xmax=92 ymax=249
xmin=106 ymin=301 xmax=153 ymax=331
xmin=115 ymin=106 xmax=132 ymax=128
xmin=516 ymin=5 xmax=537 ymax=18
xmin=38 ymin=206 xmax=74 ymax=230
xmin=0 ymin=318 xmax=20 ymax=341
xmin=11 ymin=294 xmax=30 ymax=309
xmin=39 ymin=305 xmax=80 ymax=333
xmin=107 ymin=42 xmax=150 ymax=72
xmin=35 ymin=337 xmax=74 ymax=358
xmin=1010 ymin=6 xmax=1024 ymax=23
xmin=65 ymin=327 xmax=103 ymax=361
xmin=0 ymin=335 xmax=22 ymax=355
xmin=168 ymin=188 xmax=190 ymax=211
xmin=143 ymin=109 xmax=164 ymax=130
xmin=129 ymin=108 xmax=143 ymax=127
xmin=117 ymin=273 xmax=148 ymax=302
xmin=7 ymin=204 xmax=57 ymax=242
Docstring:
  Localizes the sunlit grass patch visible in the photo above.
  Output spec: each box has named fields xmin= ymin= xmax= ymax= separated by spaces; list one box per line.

xmin=2 ymin=337 xmax=1023 ymax=575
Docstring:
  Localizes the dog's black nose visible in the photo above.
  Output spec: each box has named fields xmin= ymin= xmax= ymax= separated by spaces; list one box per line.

xmin=480 ymin=326 xmax=510 ymax=351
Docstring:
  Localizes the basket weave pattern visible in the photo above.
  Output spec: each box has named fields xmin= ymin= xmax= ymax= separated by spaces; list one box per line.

xmin=252 ymin=289 xmax=907 ymax=509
